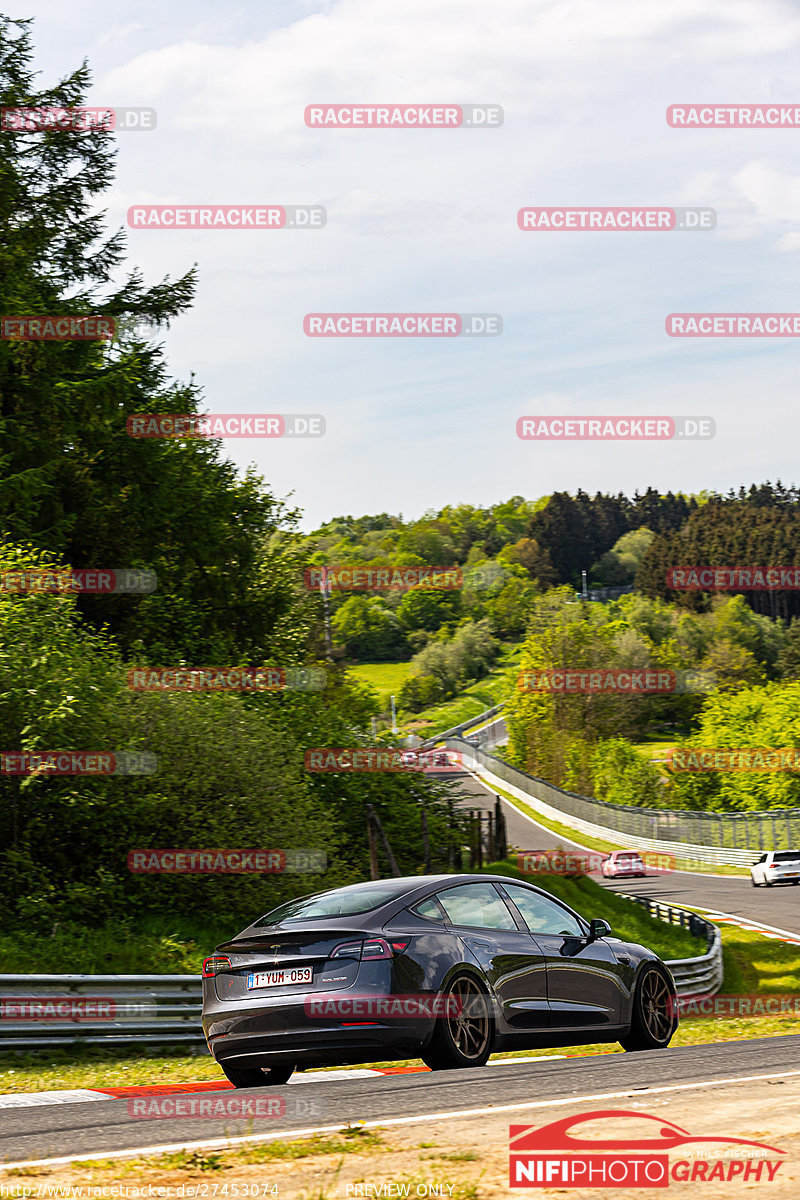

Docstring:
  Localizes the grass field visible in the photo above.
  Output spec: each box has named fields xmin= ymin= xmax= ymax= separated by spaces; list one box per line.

xmin=346 ymin=660 xmax=415 ymax=705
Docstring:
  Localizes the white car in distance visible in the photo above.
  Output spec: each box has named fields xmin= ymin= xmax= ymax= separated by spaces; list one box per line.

xmin=750 ymin=849 xmax=800 ymax=887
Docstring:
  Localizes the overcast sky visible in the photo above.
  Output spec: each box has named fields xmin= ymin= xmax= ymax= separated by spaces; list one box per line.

xmin=15 ymin=0 xmax=800 ymax=527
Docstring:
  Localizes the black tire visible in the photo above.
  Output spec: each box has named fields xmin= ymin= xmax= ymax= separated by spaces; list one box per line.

xmin=620 ymin=965 xmax=676 ymax=1052
xmin=220 ymin=1062 xmax=295 ymax=1088
xmin=421 ymin=972 xmax=494 ymax=1070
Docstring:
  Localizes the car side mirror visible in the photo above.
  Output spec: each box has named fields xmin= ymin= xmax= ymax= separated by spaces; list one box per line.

xmin=589 ymin=918 xmax=612 ymax=941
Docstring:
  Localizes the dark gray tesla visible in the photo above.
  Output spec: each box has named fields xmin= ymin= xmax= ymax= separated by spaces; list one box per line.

xmin=202 ymin=873 xmax=678 ymax=1087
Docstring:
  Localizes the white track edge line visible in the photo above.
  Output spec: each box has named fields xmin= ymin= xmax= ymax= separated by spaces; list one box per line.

xmin=4 ymin=1067 xmax=800 ymax=1171
xmin=692 ymin=907 xmax=800 ymax=941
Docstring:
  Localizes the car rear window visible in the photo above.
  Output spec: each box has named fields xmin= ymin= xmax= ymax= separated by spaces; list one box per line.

xmin=411 ymin=897 xmax=447 ymax=921
xmin=774 ymin=851 xmax=800 ymax=862
xmin=254 ymin=880 xmax=412 ymax=925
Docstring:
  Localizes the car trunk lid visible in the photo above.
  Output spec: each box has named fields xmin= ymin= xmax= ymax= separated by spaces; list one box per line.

xmin=211 ymin=930 xmax=372 ymax=1000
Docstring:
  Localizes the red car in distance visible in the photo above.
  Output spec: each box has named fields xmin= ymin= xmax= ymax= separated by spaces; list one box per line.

xmin=602 ymin=850 xmax=647 ymax=879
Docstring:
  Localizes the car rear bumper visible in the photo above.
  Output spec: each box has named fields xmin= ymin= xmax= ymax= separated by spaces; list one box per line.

xmin=203 ymin=993 xmax=438 ymax=1068
xmin=204 ymin=1004 xmax=433 ymax=1068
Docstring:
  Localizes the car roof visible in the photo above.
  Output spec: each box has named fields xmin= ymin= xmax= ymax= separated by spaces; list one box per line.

xmin=233 ymin=873 xmax=590 ymax=942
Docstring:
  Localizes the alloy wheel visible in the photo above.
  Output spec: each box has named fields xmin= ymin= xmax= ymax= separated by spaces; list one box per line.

xmin=446 ymin=976 xmax=491 ymax=1060
xmin=640 ymin=969 xmax=673 ymax=1042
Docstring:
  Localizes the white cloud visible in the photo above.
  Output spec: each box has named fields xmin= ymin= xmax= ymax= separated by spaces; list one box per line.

xmin=16 ymin=0 xmax=800 ymax=522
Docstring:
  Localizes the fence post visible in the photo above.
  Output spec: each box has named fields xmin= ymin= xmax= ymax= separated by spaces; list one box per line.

xmin=494 ymin=796 xmax=508 ymax=861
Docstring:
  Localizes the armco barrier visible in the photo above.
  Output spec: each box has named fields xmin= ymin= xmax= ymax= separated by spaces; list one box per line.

xmin=0 ymin=907 xmax=722 ymax=1050
xmin=623 ymin=899 xmax=723 ymax=998
xmin=0 ymin=974 xmax=204 ymax=1051
xmin=420 ymin=702 xmax=504 ymax=747
xmin=444 ymin=736 xmax=795 ymax=867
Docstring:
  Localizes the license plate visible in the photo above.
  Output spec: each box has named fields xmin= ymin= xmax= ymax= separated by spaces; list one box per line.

xmin=247 ymin=966 xmax=313 ymax=990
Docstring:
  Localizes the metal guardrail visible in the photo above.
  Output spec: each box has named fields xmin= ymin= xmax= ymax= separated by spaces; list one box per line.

xmin=621 ymin=899 xmax=724 ymax=998
xmin=0 ymin=974 xmax=204 ymax=1051
xmin=446 ymin=735 xmax=795 ymax=865
xmin=421 ymin=702 xmax=505 ymax=747
xmin=0 ymin=903 xmax=722 ymax=1049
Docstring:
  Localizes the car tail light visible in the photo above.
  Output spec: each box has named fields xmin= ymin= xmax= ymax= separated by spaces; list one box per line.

xmin=362 ymin=937 xmax=408 ymax=959
xmin=329 ymin=940 xmax=364 ymax=960
xmin=329 ymin=938 xmax=409 ymax=961
xmin=202 ymin=955 xmax=232 ymax=978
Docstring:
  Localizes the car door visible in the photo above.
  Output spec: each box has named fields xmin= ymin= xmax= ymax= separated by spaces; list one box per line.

xmin=434 ymin=882 xmax=549 ymax=1029
xmin=498 ymin=882 xmax=624 ymax=1028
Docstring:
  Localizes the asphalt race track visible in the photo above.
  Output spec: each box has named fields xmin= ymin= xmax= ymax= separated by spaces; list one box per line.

xmin=2 ymin=1036 xmax=800 ymax=1166
xmin=452 ymin=767 xmax=800 ymax=936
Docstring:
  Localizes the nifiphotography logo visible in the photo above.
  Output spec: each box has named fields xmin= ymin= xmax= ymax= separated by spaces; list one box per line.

xmin=509 ymin=1111 xmax=784 ymax=1187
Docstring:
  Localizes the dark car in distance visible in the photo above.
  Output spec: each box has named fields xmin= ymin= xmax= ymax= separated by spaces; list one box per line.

xmin=202 ymin=874 xmax=678 ymax=1087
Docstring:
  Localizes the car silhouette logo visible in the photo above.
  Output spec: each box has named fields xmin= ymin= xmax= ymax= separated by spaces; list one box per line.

xmin=510 ymin=1110 xmax=785 ymax=1155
